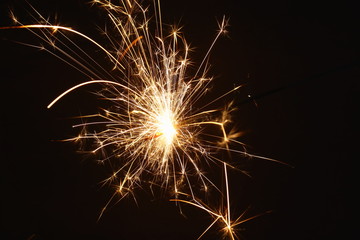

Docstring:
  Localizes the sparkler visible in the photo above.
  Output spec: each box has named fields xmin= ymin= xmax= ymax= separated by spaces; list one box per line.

xmin=1 ymin=0 xmax=280 ymax=238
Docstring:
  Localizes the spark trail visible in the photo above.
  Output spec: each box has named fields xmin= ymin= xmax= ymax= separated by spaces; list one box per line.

xmin=0 ymin=0 xmax=281 ymax=238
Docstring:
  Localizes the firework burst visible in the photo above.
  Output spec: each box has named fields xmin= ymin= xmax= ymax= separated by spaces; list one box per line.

xmin=1 ymin=0 xmax=280 ymax=238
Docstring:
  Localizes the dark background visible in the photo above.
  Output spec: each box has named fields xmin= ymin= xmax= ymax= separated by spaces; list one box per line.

xmin=1 ymin=0 xmax=358 ymax=239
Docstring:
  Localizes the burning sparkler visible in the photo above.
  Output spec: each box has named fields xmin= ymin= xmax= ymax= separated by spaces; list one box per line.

xmin=1 ymin=0 xmax=281 ymax=238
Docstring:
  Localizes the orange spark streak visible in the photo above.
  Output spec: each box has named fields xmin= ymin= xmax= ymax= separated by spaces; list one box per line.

xmin=118 ymin=36 xmax=143 ymax=61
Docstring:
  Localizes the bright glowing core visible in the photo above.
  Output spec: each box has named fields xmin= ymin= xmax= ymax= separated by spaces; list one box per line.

xmin=156 ymin=111 xmax=177 ymax=145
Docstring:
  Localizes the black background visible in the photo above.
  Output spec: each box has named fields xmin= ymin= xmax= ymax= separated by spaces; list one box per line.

xmin=1 ymin=0 xmax=358 ymax=239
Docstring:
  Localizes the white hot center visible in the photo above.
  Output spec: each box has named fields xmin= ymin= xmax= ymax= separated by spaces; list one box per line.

xmin=156 ymin=112 xmax=177 ymax=145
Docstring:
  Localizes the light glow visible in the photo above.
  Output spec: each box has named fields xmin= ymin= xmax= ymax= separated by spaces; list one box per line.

xmin=0 ymin=1 xmax=283 ymax=239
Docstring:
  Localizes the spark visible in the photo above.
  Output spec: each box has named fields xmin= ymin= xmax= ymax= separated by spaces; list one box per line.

xmin=29 ymin=0 xmax=238 ymax=198
xmin=0 ymin=0 xmax=283 ymax=238
xmin=171 ymin=162 xmax=273 ymax=240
